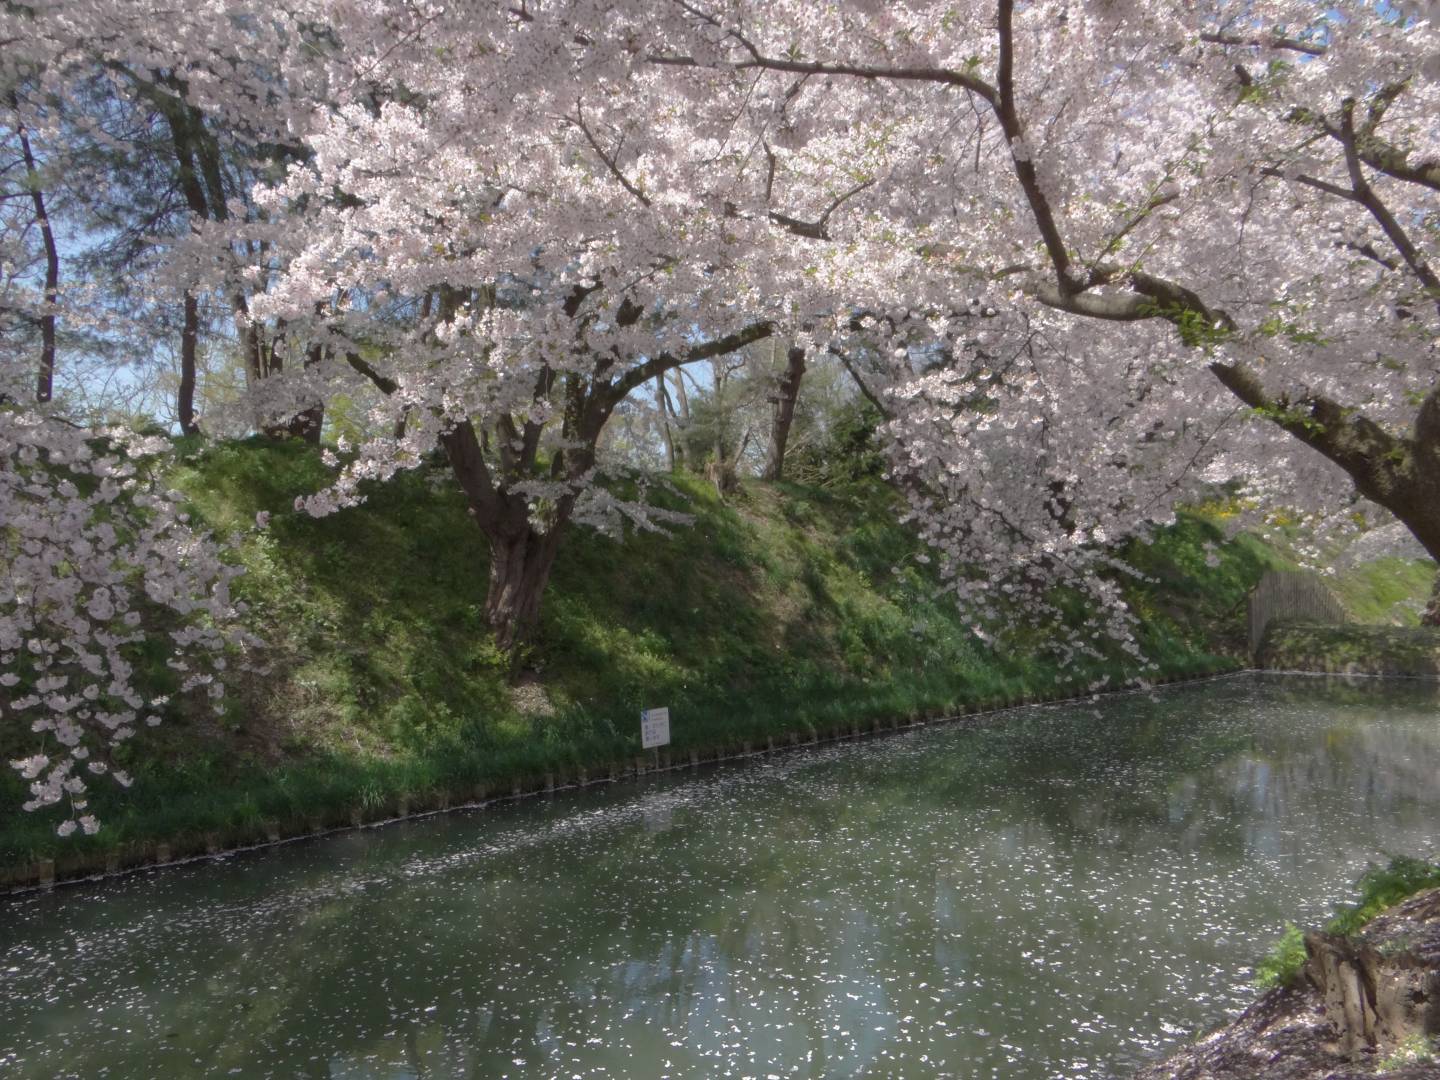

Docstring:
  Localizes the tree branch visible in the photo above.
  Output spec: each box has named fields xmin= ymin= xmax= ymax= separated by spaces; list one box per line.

xmin=650 ymin=1 xmax=1000 ymax=106
xmin=1207 ymin=358 xmax=1405 ymax=507
xmin=1337 ymin=101 xmax=1440 ymax=311
xmin=343 ymin=350 xmax=399 ymax=396
xmin=996 ymin=0 xmax=1073 ymax=287
xmin=1259 ymin=165 xmax=1356 ymax=203
xmin=606 ymin=319 xmax=774 ymax=405
xmin=1199 ymin=30 xmax=1326 ymax=57
xmin=565 ymin=104 xmax=652 ymax=209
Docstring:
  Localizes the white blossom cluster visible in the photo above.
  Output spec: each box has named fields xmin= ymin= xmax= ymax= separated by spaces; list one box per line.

xmin=1 ymin=405 xmax=256 ymax=834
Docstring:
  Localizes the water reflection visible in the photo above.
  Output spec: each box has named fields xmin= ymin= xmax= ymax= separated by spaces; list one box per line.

xmin=1 ymin=675 xmax=1437 ymax=1078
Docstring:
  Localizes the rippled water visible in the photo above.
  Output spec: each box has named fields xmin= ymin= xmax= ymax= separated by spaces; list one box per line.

xmin=2 ymin=674 xmax=1438 ymax=1079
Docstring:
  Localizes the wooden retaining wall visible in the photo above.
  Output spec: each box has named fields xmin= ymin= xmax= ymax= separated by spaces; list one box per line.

xmin=1248 ymin=569 xmax=1347 ymax=656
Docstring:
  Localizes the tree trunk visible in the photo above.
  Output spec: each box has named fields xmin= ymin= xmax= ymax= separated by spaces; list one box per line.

xmin=711 ymin=357 xmax=730 ymax=472
xmin=285 ymin=407 xmax=324 ymax=444
xmin=669 ymin=369 xmax=690 ymax=469
xmin=177 ymin=292 xmax=200 ymax=434
xmin=483 ymin=524 xmax=567 ymax=656
xmin=283 ymin=336 xmax=327 ymax=445
xmin=437 ymin=417 xmax=574 ymax=660
xmin=762 ymin=345 xmax=806 ymax=481
xmin=670 ymin=368 xmax=691 ymax=421
xmin=16 ymin=119 xmax=57 ymax=404
xmin=655 ymin=374 xmax=676 ymax=471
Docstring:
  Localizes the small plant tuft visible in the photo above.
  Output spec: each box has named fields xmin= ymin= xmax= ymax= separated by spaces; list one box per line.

xmin=1254 ymin=856 xmax=1440 ymax=990
xmin=1254 ymin=923 xmax=1307 ymax=989
xmin=1327 ymin=856 xmax=1440 ymax=938
xmin=1377 ymin=1033 xmax=1437 ymax=1073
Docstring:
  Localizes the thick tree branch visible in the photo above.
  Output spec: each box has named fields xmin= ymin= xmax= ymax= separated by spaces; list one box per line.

xmin=996 ymin=0 xmax=1073 ymax=287
xmin=1416 ymin=383 xmax=1440 ymax=454
xmin=605 ymin=319 xmax=774 ymax=405
xmin=1350 ymin=142 xmax=1440 ymax=193
xmin=1207 ymin=358 xmax=1407 ymax=507
xmin=1284 ymin=104 xmax=1440 ymax=194
xmin=343 ymin=350 xmax=399 ymax=396
xmin=439 ymin=418 xmax=504 ymax=520
xmin=1037 ymin=267 xmax=1235 ymax=334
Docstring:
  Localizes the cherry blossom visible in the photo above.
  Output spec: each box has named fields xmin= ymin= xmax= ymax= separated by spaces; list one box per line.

xmin=4 ymin=1 xmax=1437 ymax=835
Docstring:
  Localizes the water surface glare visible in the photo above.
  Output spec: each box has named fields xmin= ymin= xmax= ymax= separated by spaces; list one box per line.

xmin=2 ymin=674 xmax=1439 ymax=1078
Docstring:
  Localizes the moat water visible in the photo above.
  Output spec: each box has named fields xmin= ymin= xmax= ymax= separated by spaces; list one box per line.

xmin=2 ymin=674 xmax=1438 ymax=1078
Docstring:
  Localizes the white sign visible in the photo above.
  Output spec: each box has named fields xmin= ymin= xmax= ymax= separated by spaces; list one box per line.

xmin=640 ymin=706 xmax=671 ymax=750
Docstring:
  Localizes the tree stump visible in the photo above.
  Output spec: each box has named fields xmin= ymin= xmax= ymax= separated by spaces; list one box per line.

xmin=1304 ymin=890 xmax=1440 ymax=1059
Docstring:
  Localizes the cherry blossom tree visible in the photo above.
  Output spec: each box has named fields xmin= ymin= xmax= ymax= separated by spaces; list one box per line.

xmin=513 ymin=0 xmax=1433 ymax=630
xmin=451 ymin=0 xmax=1437 ymax=641
xmin=3 ymin=1 xmax=799 ymax=657
xmin=7 ymin=0 xmax=1437 ymax=724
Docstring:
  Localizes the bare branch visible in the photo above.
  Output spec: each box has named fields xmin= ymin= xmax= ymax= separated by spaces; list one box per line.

xmin=565 ymin=104 xmax=652 ymax=208
xmin=1200 ymin=30 xmax=1326 ymax=57
xmin=1337 ymin=101 xmax=1440 ymax=310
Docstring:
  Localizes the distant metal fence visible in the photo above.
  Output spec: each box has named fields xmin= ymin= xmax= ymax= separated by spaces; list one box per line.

xmin=1248 ymin=569 xmax=1347 ymax=655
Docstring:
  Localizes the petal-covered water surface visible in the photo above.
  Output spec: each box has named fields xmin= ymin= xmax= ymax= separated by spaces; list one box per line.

xmin=2 ymin=673 xmax=1438 ymax=1079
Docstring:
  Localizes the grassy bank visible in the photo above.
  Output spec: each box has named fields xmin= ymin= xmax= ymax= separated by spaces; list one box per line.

xmin=1258 ymin=623 xmax=1440 ymax=677
xmin=0 ymin=440 xmax=1367 ymax=880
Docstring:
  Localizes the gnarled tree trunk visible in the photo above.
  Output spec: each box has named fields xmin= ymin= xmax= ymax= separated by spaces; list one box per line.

xmin=483 ymin=523 xmax=567 ymax=655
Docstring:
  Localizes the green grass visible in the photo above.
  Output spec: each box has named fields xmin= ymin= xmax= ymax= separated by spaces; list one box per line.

xmin=0 ymin=441 xmax=1374 ymax=875
xmin=1331 ymin=558 xmax=1437 ymax=626
xmin=1255 ymin=856 xmax=1440 ymax=988
xmin=1327 ymin=856 xmax=1440 ymax=937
